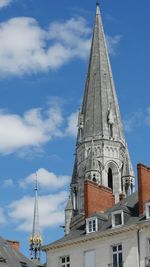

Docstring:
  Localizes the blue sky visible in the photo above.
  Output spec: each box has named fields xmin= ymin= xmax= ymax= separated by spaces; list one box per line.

xmin=0 ymin=0 xmax=150 ymax=262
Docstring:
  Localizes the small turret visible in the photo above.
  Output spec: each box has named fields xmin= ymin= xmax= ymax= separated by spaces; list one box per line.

xmin=65 ymin=195 xmax=73 ymax=235
xmin=122 ymin=146 xmax=135 ymax=195
xmin=85 ymin=140 xmax=101 ymax=183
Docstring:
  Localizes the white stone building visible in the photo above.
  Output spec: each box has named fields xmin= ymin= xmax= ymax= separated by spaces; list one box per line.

xmin=44 ymin=217 xmax=150 ymax=267
xmin=44 ymin=165 xmax=150 ymax=267
xmin=43 ymin=3 xmax=150 ymax=267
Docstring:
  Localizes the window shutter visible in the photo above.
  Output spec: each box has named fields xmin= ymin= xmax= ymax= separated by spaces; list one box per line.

xmin=84 ymin=250 xmax=95 ymax=267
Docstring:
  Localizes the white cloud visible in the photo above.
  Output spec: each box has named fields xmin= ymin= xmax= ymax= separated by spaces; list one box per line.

xmin=65 ymin=110 xmax=78 ymax=137
xmin=3 ymin=178 xmax=14 ymax=187
xmin=0 ymin=0 xmax=12 ymax=9
xmin=48 ymin=17 xmax=91 ymax=58
xmin=0 ymin=102 xmax=64 ymax=155
xmin=0 ymin=16 xmax=91 ymax=76
xmin=20 ymin=168 xmax=70 ymax=191
xmin=8 ymin=191 xmax=68 ymax=232
xmin=0 ymin=14 xmax=122 ymax=76
xmin=0 ymin=95 xmax=80 ymax=155
xmin=106 ymin=35 xmax=122 ymax=55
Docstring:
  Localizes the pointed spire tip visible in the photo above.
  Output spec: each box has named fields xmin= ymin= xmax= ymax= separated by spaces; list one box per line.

xmin=96 ymin=0 xmax=100 ymax=15
xmin=34 ymin=173 xmax=38 ymax=191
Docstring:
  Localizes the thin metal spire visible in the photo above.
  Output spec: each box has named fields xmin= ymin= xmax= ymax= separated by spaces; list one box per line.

xmin=34 ymin=173 xmax=38 ymax=191
xmin=29 ymin=173 xmax=42 ymax=262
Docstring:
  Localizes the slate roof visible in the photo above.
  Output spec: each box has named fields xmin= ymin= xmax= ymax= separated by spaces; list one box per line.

xmin=43 ymin=191 xmax=146 ymax=250
xmin=0 ymin=237 xmax=42 ymax=267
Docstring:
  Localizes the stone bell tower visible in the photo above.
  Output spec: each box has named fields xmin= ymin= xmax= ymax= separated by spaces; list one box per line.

xmin=69 ymin=3 xmax=135 ymax=220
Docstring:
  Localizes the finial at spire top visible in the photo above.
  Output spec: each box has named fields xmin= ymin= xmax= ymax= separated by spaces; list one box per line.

xmin=34 ymin=173 xmax=38 ymax=191
xmin=96 ymin=0 xmax=99 ymax=6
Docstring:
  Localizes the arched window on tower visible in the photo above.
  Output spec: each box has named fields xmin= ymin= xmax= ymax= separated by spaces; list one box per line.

xmin=93 ymin=173 xmax=96 ymax=182
xmin=108 ymin=168 xmax=113 ymax=190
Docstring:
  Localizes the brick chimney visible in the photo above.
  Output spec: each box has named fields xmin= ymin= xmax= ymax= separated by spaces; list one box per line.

xmin=7 ymin=240 xmax=20 ymax=251
xmin=138 ymin=163 xmax=150 ymax=215
xmin=84 ymin=180 xmax=115 ymax=218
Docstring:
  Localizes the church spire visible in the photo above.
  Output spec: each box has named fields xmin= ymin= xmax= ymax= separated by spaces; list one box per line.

xmin=80 ymin=3 xmax=124 ymax=143
xmin=30 ymin=174 xmax=42 ymax=262
xmin=71 ymin=3 xmax=134 ymax=218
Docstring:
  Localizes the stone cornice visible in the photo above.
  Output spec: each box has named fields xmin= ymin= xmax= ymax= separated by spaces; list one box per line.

xmin=42 ymin=220 xmax=150 ymax=252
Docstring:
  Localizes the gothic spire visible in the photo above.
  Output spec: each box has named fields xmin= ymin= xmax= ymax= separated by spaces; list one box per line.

xmin=30 ymin=174 xmax=42 ymax=262
xmin=70 ymin=3 xmax=134 ymax=217
xmin=79 ymin=3 xmax=125 ymax=143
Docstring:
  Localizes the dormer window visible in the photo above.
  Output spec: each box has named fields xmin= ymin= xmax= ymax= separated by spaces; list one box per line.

xmin=112 ymin=210 xmax=124 ymax=228
xmin=145 ymin=203 xmax=150 ymax=219
xmin=86 ymin=217 xmax=98 ymax=234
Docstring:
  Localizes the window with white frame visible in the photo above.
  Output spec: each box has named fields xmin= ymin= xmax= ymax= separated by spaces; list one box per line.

xmin=86 ymin=217 xmax=98 ymax=234
xmin=112 ymin=244 xmax=123 ymax=267
xmin=60 ymin=256 xmax=70 ymax=267
xmin=112 ymin=210 xmax=124 ymax=228
xmin=145 ymin=203 xmax=150 ymax=219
